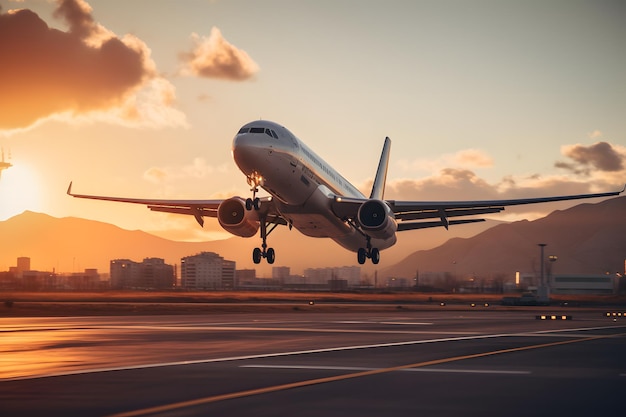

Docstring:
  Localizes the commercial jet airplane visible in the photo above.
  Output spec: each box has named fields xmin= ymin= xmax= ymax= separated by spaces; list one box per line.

xmin=68 ymin=120 xmax=624 ymax=265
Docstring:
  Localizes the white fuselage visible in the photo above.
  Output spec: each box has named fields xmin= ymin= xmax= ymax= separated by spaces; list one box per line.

xmin=232 ymin=120 xmax=396 ymax=252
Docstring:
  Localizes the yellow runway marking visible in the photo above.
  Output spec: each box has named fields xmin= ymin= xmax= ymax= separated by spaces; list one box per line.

xmin=108 ymin=332 xmax=625 ymax=417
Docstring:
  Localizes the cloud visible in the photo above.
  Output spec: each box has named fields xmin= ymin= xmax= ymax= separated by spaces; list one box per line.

xmin=371 ymin=140 xmax=625 ymax=221
xmin=398 ymin=149 xmax=493 ymax=173
xmin=180 ymin=27 xmax=259 ymax=81
xmin=143 ymin=158 xmax=230 ymax=184
xmin=454 ymin=149 xmax=494 ymax=168
xmin=556 ymin=142 xmax=625 ymax=175
xmin=0 ymin=0 xmax=186 ymax=132
xmin=143 ymin=167 xmax=168 ymax=184
xmin=588 ymin=130 xmax=603 ymax=139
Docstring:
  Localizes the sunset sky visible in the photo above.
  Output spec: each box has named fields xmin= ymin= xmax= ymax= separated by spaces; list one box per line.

xmin=1 ymin=0 xmax=625 ymax=246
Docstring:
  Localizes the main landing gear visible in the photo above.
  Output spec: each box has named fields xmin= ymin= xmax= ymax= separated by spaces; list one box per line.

xmin=245 ymin=173 xmax=277 ymax=264
xmin=357 ymin=237 xmax=380 ymax=265
xmin=252 ymin=219 xmax=277 ymax=264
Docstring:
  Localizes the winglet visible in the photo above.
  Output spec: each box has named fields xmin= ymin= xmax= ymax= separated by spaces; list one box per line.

xmin=369 ymin=137 xmax=391 ymax=200
xmin=67 ymin=181 xmax=73 ymax=196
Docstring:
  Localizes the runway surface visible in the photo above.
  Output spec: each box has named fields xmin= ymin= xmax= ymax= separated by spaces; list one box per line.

xmin=2 ymin=308 xmax=625 ymax=416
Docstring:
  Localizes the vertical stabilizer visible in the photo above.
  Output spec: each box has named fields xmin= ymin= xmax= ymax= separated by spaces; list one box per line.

xmin=369 ymin=137 xmax=391 ymax=200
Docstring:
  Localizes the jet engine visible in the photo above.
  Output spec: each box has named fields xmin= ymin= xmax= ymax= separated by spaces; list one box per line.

xmin=217 ymin=197 xmax=260 ymax=237
xmin=357 ymin=199 xmax=397 ymax=239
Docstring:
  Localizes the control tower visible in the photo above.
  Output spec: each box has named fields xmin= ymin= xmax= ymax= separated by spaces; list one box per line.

xmin=0 ymin=148 xmax=12 ymax=179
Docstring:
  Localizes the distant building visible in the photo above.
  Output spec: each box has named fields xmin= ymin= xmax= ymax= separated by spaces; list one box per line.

xmin=551 ymin=274 xmax=616 ymax=295
xmin=222 ymin=260 xmax=236 ymax=290
xmin=303 ymin=266 xmax=361 ymax=287
xmin=334 ymin=266 xmax=361 ymax=286
xmin=110 ymin=258 xmax=174 ymax=290
xmin=63 ymin=269 xmax=102 ymax=290
xmin=236 ymin=269 xmax=256 ymax=281
xmin=110 ymin=259 xmax=139 ymax=289
xmin=272 ymin=266 xmax=290 ymax=283
xmin=181 ymin=252 xmax=236 ymax=290
xmin=16 ymin=257 xmax=30 ymax=278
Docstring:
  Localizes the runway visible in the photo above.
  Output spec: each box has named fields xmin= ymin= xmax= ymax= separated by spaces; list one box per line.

xmin=1 ymin=309 xmax=625 ymax=416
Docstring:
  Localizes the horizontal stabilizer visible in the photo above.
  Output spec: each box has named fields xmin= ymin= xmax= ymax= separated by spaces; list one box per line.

xmin=397 ymin=218 xmax=486 ymax=231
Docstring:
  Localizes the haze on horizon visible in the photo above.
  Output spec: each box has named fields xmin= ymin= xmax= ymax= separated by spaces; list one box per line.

xmin=1 ymin=0 xmax=625 ymax=262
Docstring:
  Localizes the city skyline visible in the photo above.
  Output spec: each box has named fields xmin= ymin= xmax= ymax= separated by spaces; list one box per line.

xmin=1 ymin=0 xmax=624 ymax=256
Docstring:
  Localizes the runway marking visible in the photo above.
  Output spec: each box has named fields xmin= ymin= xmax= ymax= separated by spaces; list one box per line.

xmin=240 ymin=364 xmax=531 ymax=375
xmin=5 ymin=324 xmax=625 ymax=382
xmin=0 ymin=332 xmax=511 ymax=381
xmin=337 ymin=321 xmax=434 ymax=326
xmin=106 ymin=331 xmax=626 ymax=417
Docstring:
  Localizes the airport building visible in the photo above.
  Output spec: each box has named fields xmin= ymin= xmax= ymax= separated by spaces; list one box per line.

xmin=550 ymin=274 xmax=617 ymax=295
xmin=110 ymin=258 xmax=175 ymax=290
xmin=180 ymin=252 xmax=236 ymax=290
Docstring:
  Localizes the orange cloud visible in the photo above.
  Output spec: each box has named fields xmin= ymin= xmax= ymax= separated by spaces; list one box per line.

xmin=0 ymin=0 xmax=186 ymax=131
xmin=181 ymin=27 xmax=259 ymax=81
xmin=398 ymin=149 xmax=494 ymax=173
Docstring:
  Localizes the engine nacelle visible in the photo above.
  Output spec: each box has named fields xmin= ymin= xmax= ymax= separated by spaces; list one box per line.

xmin=357 ymin=199 xmax=397 ymax=240
xmin=217 ymin=197 xmax=260 ymax=238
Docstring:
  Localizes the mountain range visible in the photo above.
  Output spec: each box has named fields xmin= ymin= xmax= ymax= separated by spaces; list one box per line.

xmin=0 ymin=210 xmax=497 ymax=277
xmin=382 ymin=196 xmax=626 ymax=279
xmin=0 ymin=196 xmax=624 ymax=279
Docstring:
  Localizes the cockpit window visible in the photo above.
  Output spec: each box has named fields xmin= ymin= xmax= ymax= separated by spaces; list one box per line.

xmin=238 ymin=127 xmax=249 ymax=134
xmin=247 ymin=126 xmax=279 ymax=139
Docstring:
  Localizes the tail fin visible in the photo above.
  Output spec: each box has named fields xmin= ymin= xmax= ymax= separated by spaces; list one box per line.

xmin=369 ymin=137 xmax=391 ymax=200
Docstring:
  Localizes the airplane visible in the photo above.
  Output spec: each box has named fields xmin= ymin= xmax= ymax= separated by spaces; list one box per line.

xmin=67 ymin=120 xmax=624 ymax=265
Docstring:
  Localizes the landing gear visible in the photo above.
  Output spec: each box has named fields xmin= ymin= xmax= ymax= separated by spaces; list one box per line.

xmin=357 ymin=237 xmax=380 ymax=265
xmin=357 ymin=248 xmax=367 ymax=265
xmin=245 ymin=197 xmax=260 ymax=211
xmin=252 ymin=248 xmax=262 ymax=264
xmin=245 ymin=172 xmax=262 ymax=211
xmin=371 ymin=248 xmax=380 ymax=264
xmin=252 ymin=213 xmax=278 ymax=264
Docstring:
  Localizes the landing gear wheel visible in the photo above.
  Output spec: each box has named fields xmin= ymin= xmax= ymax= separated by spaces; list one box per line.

xmin=357 ymin=248 xmax=367 ymax=265
xmin=266 ymin=248 xmax=275 ymax=264
xmin=371 ymin=248 xmax=380 ymax=265
xmin=252 ymin=248 xmax=262 ymax=264
xmin=245 ymin=197 xmax=261 ymax=211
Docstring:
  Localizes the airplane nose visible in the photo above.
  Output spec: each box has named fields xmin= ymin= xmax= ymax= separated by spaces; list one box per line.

xmin=232 ymin=133 xmax=260 ymax=175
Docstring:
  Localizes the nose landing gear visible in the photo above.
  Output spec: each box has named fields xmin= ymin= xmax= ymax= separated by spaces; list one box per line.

xmin=245 ymin=172 xmax=263 ymax=211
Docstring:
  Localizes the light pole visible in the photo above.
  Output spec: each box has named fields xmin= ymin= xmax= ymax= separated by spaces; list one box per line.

xmin=537 ymin=244 xmax=549 ymax=303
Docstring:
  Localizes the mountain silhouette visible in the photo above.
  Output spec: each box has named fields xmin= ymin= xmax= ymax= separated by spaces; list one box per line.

xmin=2 ymin=197 xmax=622 ymax=279
xmin=0 ymin=210 xmax=497 ymax=276
xmin=381 ymin=196 xmax=626 ymax=280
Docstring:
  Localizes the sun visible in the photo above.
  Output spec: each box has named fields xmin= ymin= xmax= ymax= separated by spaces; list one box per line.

xmin=0 ymin=162 xmax=43 ymax=220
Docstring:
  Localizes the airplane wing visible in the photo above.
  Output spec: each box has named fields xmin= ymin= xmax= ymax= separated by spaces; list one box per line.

xmin=332 ymin=186 xmax=625 ymax=231
xmin=66 ymin=182 xmax=286 ymax=227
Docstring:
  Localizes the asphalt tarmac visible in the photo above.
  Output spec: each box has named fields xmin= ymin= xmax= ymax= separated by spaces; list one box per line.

xmin=1 ymin=308 xmax=625 ymax=416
